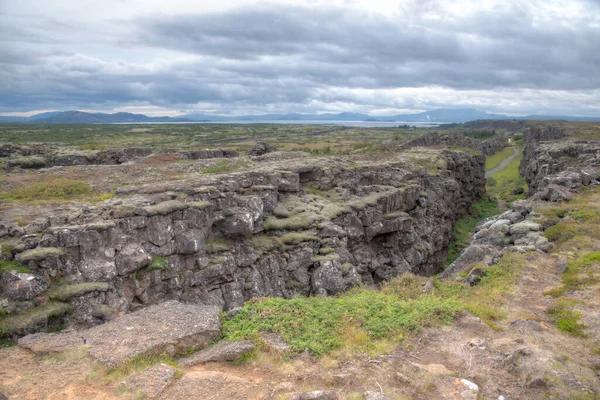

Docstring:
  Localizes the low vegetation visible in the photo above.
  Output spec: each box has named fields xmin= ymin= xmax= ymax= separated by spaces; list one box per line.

xmin=0 ymin=259 xmax=30 ymax=274
xmin=486 ymin=149 xmax=527 ymax=203
xmin=485 ymin=146 xmax=515 ymax=171
xmin=0 ymin=178 xmax=92 ymax=202
xmin=445 ymin=196 xmax=499 ymax=265
xmin=223 ymin=253 xmax=526 ymax=356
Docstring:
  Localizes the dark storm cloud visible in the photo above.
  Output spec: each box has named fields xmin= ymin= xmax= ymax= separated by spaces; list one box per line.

xmin=0 ymin=1 xmax=599 ymax=114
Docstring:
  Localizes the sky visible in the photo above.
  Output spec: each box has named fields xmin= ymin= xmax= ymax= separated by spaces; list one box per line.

xmin=1 ymin=0 xmax=599 ymax=117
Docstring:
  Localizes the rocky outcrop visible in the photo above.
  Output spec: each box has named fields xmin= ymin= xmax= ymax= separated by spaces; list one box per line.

xmin=2 ymin=145 xmax=238 ymax=171
xmin=246 ymin=142 xmax=278 ymax=156
xmin=520 ymin=126 xmax=600 ymax=199
xmin=440 ymin=203 xmax=552 ymax=279
xmin=18 ymin=300 xmax=221 ymax=367
xmin=1 ymin=148 xmax=485 ymax=336
xmin=399 ymin=131 xmax=507 ymax=156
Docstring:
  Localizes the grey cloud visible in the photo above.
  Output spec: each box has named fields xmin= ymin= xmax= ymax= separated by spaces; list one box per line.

xmin=0 ymin=1 xmax=599 ymax=115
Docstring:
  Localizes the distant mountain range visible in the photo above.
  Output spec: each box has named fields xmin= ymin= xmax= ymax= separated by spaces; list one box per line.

xmin=1 ymin=108 xmax=599 ymax=124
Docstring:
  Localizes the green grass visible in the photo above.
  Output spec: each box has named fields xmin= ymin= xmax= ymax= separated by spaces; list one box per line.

xmin=485 ymin=146 xmax=515 ymax=171
xmin=0 ymin=259 xmax=30 ymax=274
xmin=547 ymin=298 xmax=585 ymax=337
xmin=0 ymin=178 xmax=92 ymax=202
xmin=106 ymin=353 xmax=179 ymax=380
xmin=222 ymin=253 xmax=526 ymax=356
xmin=445 ymin=196 xmax=499 ymax=265
xmin=544 ymin=251 xmax=600 ymax=297
xmin=201 ymin=160 xmax=249 ymax=174
xmin=486 ymin=150 xmax=527 ymax=203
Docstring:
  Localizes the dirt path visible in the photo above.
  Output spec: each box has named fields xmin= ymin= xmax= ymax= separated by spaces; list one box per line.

xmin=485 ymin=147 xmax=520 ymax=178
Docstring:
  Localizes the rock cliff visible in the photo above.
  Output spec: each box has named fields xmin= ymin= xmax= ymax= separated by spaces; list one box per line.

xmin=519 ymin=127 xmax=600 ymax=201
xmin=1 ymin=148 xmax=485 ymax=336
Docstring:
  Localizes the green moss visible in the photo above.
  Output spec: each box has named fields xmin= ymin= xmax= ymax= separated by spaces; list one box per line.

xmin=143 ymin=200 xmax=188 ymax=216
xmin=445 ymin=196 xmax=499 ymax=265
xmin=0 ymin=241 xmax=16 ymax=256
xmin=0 ymin=260 xmax=30 ymax=274
xmin=547 ymin=298 xmax=585 ymax=337
xmin=0 ymin=301 xmax=71 ymax=337
xmin=15 ymin=247 xmax=64 ymax=263
xmin=8 ymin=156 xmax=46 ymax=169
xmin=280 ymin=232 xmax=319 ymax=245
xmin=50 ymin=282 xmax=109 ymax=301
xmin=0 ymin=179 xmax=92 ymax=202
xmin=249 ymin=235 xmax=282 ymax=252
xmin=311 ymin=253 xmax=340 ymax=263
xmin=273 ymin=203 xmax=290 ymax=218
xmin=201 ymin=160 xmax=248 ymax=174
xmin=264 ymin=214 xmax=318 ymax=231
xmin=319 ymin=247 xmax=335 ymax=255
xmin=205 ymin=239 xmax=231 ymax=254
xmin=544 ymin=251 xmax=600 ymax=297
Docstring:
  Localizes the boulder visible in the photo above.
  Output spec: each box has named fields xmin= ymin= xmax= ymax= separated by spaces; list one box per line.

xmin=83 ymin=301 xmax=221 ymax=367
xmin=115 ymin=244 xmax=151 ymax=275
xmin=246 ymin=142 xmax=277 ymax=156
xmin=290 ymin=391 xmax=338 ymax=400
xmin=121 ymin=363 xmax=178 ymax=398
xmin=0 ymin=271 xmax=49 ymax=301
xmin=311 ymin=260 xmax=345 ymax=296
xmin=178 ymin=340 xmax=254 ymax=367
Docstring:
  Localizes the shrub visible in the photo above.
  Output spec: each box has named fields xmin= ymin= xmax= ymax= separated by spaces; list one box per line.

xmin=0 ymin=179 xmax=92 ymax=202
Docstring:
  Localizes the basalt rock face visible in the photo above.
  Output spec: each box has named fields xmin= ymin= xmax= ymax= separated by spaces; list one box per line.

xmin=520 ymin=127 xmax=600 ymax=200
xmin=399 ymin=132 xmax=507 ymax=156
xmin=0 ymin=149 xmax=485 ymax=336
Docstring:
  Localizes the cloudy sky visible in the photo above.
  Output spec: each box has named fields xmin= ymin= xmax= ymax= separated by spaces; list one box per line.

xmin=1 ymin=0 xmax=599 ymax=117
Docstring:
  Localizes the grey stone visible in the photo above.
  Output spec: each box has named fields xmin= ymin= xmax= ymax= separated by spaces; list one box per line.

xmin=311 ymin=260 xmax=345 ymax=296
xmin=0 ymin=271 xmax=49 ymax=301
xmin=364 ymin=391 xmax=393 ymax=400
xmin=178 ymin=340 xmax=254 ymax=367
xmin=115 ymin=244 xmax=151 ymax=275
xmin=121 ymin=363 xmax=178 ymax=398
xmin=18 ymin=330 xmax=85 ymax=354
xmin=290 ymin=391 xmax=338 ymax=400
xmin=83 ymin=300 xmax=221 ymax=367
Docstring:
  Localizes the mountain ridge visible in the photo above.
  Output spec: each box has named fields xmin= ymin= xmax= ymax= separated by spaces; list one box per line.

xmin=1 ymin=108 xmax=599 ymax=124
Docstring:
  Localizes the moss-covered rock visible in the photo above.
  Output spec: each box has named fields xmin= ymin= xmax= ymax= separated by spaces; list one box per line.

xmin=49 ymin=282 xmax=110 ymax=302
xmin=15 ymin=247 xmax=64 ymax=263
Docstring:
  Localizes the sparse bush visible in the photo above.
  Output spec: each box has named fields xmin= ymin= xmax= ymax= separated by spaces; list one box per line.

xmin=0 ymin=179 xmax=92 ymax=202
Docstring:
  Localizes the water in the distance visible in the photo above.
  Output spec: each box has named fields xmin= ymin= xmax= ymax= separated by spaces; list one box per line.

xmin=112 ymin=120 xmax=444 ymax=128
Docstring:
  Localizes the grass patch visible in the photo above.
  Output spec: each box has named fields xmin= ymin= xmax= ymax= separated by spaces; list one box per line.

xmin=249 ymin=235 xmax=283 ymax=252
xmin=445 ymin=196 xmax=499 ymax=265
xmin=0 ymin=178 xmax=92 ymax=202
xmin=7 ymin=156 xmax=46 ymax=169
xmin=205 ymin=239 xmax=231 ymax=254
xmin=201 ymin=160 xmax=248 ymax=174
xmin=544 ymin=251 xmax=600 ymax=297
xmin=280 ymin=232 xmax=319 ymax=245
xmin=105 ymin=353 xmax=178 ymax=381
xmin=49 ymin=282 xmax=109 ymax=302
xmin=547 ymin=298 xmax=585 ymax=337
xmin=486 ymin=149 xmax=527 ymax=203
xmin=485 ymin=146 xmax=515 ymax=171
xmin=223 ymin=253 xmax=526 ymax=356
xmin=0 ymin=301 xmax=71 ymax=337
xmin=0 ymin=259 xmax=30 ymax=274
